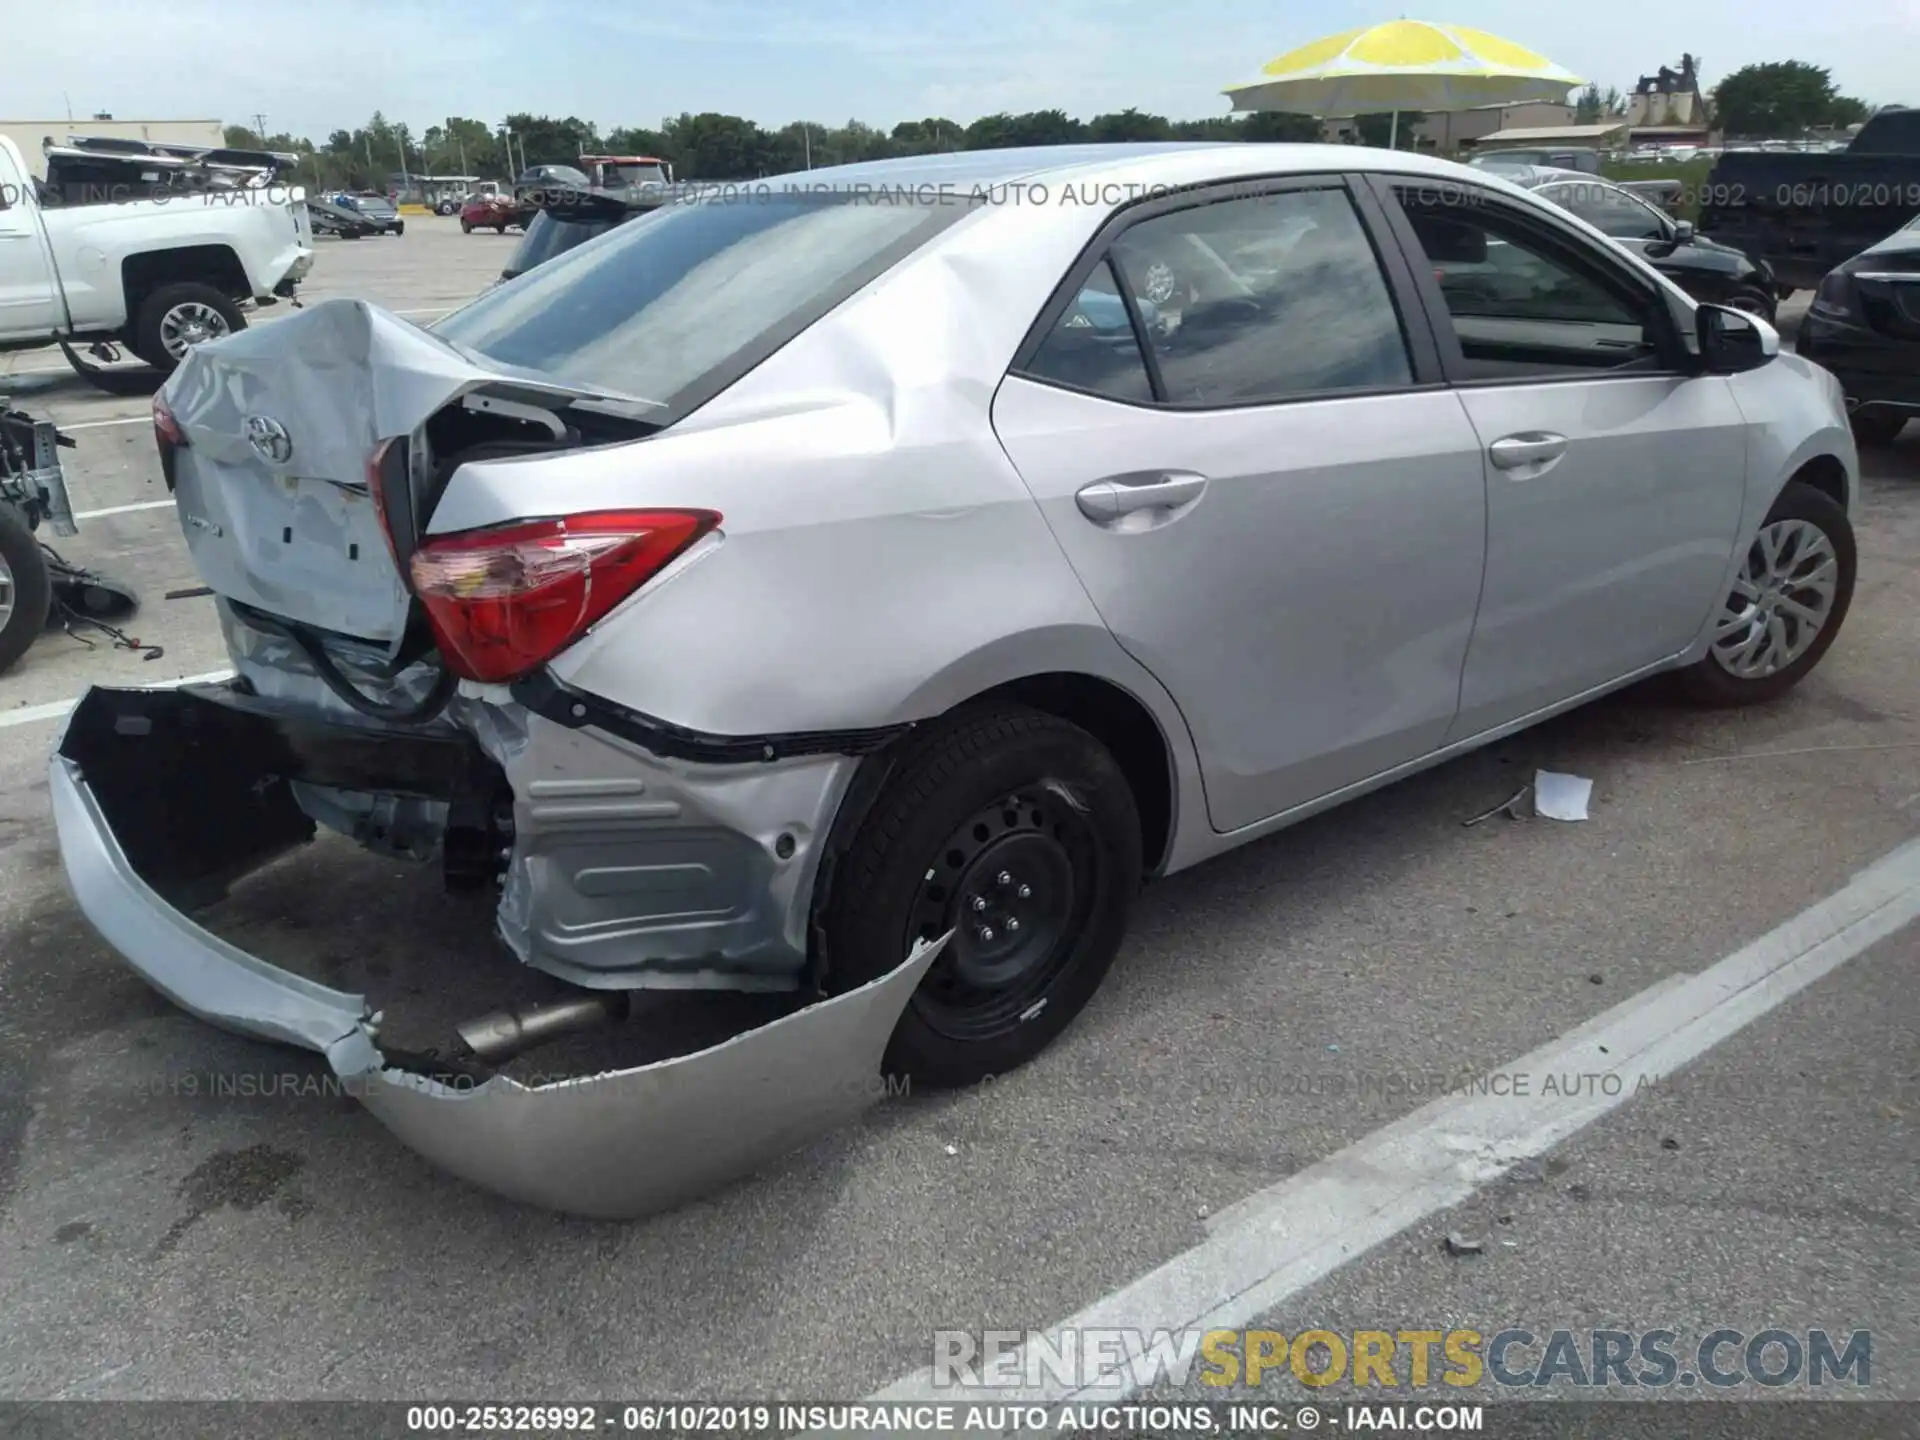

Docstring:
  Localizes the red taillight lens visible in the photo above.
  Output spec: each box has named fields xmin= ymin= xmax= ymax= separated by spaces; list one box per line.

xmin=409 ymin=510 xmax=719 ymax=683
xmin=152 ymin=393 xmax=186 ymax=449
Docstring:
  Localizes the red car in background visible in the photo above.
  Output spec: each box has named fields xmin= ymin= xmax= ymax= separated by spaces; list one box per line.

xmin=459 ymin=193 xmax=522 ymax=234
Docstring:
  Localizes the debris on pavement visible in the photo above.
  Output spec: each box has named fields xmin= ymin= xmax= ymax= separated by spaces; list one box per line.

xmin=1443 ymin=1231 xmax=1485 ymax=1257
xmin=1589 ymin=973 xmax=1605 ymax=984
xmin=1661 ymin=1137 xmax=1681 ymax=1151
xmin=944 ymin=1143 xmax=959 ymax=1157
xmin=1463 ymin=785 xmax=1532 ymax=827
xmin=1533 ymin=770 xmax=1593 ymax=821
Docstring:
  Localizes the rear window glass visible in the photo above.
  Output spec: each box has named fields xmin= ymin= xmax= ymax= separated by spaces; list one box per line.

xmin=507 ymin=208 xmax=626 ymax=276
xmin=436 ymin=190 xmax=971 ymax=415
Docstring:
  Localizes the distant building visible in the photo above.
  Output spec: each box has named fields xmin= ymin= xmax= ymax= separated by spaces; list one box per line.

xmin=1319 ymin=102 xmax=1576 ymax=152
xmin=1625 ymin=54 xmax=1713 ymax=145
xmin=0 ymin=116 xmax=226 ymax=177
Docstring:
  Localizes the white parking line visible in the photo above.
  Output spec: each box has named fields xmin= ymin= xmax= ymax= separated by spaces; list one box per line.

xmin=73 ymin=499 xmax=174 ymax=520
xmin=0 ymin=669 xmax=235 ymax=730
xmin=823 ymin=834 xmax=1920 ymax=1433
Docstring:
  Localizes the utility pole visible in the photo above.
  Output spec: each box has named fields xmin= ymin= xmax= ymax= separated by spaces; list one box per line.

xmin=364 ymin=131 xmax=375 ymax=188
xmin=253 ymin=112 xmax=268 ymax=144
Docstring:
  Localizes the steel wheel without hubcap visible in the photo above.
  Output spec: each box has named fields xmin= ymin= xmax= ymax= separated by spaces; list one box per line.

xmin=158 ymin=302 xmax=232 ymax=360
xmin=905 ymin=788 xmax=1100 ymax=1042
xmin=1711 ymin=518 xmax=1839 ymax=679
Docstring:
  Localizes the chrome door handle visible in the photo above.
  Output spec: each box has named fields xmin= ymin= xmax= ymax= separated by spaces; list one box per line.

xmin=1488 ymin=432 xmax=1569 ymax=470
xmin=1075 ymin=471 xmax=1208 ymax=521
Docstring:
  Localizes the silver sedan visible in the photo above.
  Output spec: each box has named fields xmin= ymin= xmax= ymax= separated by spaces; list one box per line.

xmin=55 ymin=142 xmax=1859 ymax=1214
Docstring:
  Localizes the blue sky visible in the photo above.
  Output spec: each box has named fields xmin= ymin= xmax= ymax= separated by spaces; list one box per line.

xmin=11 ymin=0 xmax=1916 ymax=142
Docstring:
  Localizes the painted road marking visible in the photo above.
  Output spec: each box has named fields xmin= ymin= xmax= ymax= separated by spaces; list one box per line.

xmin=1 ymin=670 xmax=235 ymax=731
xmin=811 ymin=834 xmax=1920 ymax=1434
xmin=73 ymin=499 xmax=174 ymax=520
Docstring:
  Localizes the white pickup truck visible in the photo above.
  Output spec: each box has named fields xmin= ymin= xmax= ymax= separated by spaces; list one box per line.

xmin=0 ymin=135 xmax=313 ymax=373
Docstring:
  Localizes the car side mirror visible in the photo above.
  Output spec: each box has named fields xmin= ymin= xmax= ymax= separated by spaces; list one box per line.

xmin=1695 ymin=302 xmax=1778 ymax=374
xmin=1670 ymin=220 xmax=1696 ymax=246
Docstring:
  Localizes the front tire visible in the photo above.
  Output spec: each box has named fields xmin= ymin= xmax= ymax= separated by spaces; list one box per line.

xmin=819 ymin=705 xmax=1142 ymax=1089
xmin=1725 ymin=285 xmax=1776 ymax=322
xmin=461 ymin=219 xmax=474 ymax=234
xmin=131 ymin=283 xmax=245 ymax=372
xmin=0 ymin=506 xmax=52 ymax=675
xmin=1675 ymin=480 xmax=1855 ymax=707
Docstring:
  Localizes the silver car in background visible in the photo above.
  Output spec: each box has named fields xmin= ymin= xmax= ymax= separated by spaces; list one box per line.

xmin=55 ymin=143 xmax=1859 ymax=1215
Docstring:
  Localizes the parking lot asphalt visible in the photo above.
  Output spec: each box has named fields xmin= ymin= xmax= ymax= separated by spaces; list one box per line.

xmin=1 ymin=222 xmax=1916 ymax=1407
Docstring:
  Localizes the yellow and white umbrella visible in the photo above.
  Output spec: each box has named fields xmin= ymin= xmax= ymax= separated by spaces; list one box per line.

xmin=1224 ymin=20 xmax=1583 ymax=147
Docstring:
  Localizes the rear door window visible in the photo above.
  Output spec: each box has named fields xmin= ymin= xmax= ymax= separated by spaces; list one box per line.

xmin=1023 ymin=260 xmax=1156 ymax=402
xmin=1107 ymin=187 xmax=1414 ymax=407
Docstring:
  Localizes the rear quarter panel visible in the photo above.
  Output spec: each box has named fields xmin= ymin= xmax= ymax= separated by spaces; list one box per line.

xmin=428 ymin=187 xmax=1203 ymax=748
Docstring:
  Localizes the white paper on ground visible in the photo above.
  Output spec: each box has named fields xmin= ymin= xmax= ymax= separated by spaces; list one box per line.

xmin=1534 ymin=770 xmax=1593 ymax=821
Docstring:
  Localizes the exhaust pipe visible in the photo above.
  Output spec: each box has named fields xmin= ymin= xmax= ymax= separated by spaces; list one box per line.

xmin=456 ymin=992 xmax=632 ymax=1063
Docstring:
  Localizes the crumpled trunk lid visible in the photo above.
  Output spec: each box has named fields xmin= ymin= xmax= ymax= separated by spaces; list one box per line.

xmin=159 ymin=298 xmax=612 ymax=651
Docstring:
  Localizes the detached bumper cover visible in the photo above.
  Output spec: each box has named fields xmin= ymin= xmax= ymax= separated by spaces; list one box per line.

xmin=51 ymin=686 xmax=943 ymax=1219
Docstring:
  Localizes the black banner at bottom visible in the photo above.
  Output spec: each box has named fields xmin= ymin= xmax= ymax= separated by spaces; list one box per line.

xmin=0 ymin=1400 xmax=1913 ymax=1440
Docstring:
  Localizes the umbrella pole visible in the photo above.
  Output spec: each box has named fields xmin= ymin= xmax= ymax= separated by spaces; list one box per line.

xmin=1389 ymin=109 xmax=1399 ymax=149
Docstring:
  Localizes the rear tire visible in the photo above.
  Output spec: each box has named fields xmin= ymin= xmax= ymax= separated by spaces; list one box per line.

xmin=1725 ymin=284 xmax=1776 ymax=322
xmin=1851 ymin=411 xmax=1908 ymax=447
xmin=819 ymin=704 xmax=1142 ymax=1089
xmin=130 ymin=283 xmax=245 ymax=372
xmin=1674 ymin=480 xmax=1855 ymax=707
xmin=461 ymin=219 xmax=473 ymax=234
xmin=494 ymin=223 xmax=507 ymax=234
xmin=0 ymin=506 xmax=52 ymax=675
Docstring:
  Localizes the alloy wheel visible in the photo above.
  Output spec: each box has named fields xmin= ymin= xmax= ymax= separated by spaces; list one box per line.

xmin=0 ymin=548 xmax=14 ymax=633
xmin=158 ymin=302 xmax=232 ymax=361
xmin=1710 ymin=518 xmax=1840 ymax=679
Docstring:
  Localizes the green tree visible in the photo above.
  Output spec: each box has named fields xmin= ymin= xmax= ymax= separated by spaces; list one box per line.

xmin=1574 ymin=84 xmax=1603 ymax=124
xmin=891 ymin=118 xmax=965 ymax=153
xmin=1240 ymin=111 xmax=1322 ymax=142
xmin=1711 ymin=61 xmax=1842 ymax=137
xmin=1086 ymin=108 xmax=1173 ymax=142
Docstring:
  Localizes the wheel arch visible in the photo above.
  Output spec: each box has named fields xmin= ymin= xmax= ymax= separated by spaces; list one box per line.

xmin=119 ymin=245 xmax=250 ymax=315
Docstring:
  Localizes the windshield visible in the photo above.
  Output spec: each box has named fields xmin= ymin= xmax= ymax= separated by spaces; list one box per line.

xmin=605 ymin=163 xmax=668 ymax=186
xmin=436 ymin=189 xmax=971 ymax=414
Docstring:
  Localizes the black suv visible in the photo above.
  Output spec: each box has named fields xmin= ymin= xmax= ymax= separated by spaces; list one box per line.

xmin=1799 ymin=217 xmax=1920 ymax=446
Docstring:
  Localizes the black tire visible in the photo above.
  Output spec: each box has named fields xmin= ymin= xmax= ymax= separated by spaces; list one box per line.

xmin=1851 ymin=410 xmax=1908 ymax=447
xmin=818 ymin=704 xmax=1142 ymax=1089
xmin=0 ymin=506 xmax=52 ymax=675
xmin=494 ymin=223 xmax=507 ymax=234
xmin=1725 ymin=285 xmax=1776 ymax=322
xmin=461 ymin=219 xmax=474 ymax=234
xmin=1674 ymin=480 xmax=1856 ymax=707
xmin=131 ymin=283 xmax=245 ymax=372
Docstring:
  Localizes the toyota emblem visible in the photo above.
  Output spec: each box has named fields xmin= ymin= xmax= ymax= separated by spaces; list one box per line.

xmin=245 ymin=414 xmax=293 ymax=465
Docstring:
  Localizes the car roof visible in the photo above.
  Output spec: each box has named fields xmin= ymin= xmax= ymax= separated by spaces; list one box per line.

xmin=746 ymin=141 xmax=1481 ymax=193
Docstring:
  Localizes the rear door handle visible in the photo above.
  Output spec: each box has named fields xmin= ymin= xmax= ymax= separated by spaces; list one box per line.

xmin=1075 ymin=471 xmax=1209 ymax=521
xmin=1488 ymin=432 xmax=1569 ymax=470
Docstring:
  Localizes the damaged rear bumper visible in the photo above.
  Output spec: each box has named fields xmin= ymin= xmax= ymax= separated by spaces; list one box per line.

xmin=50 ymin=684 xmax=942 ymax=1218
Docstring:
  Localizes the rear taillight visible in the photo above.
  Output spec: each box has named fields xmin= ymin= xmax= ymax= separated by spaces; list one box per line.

xmin=153 ymin=393 xmax=186 ymax=491
xmin=152 ymin=392 xmax=186 ymax=449
xmin=409 ymin=510 xmax=719 ymax=683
